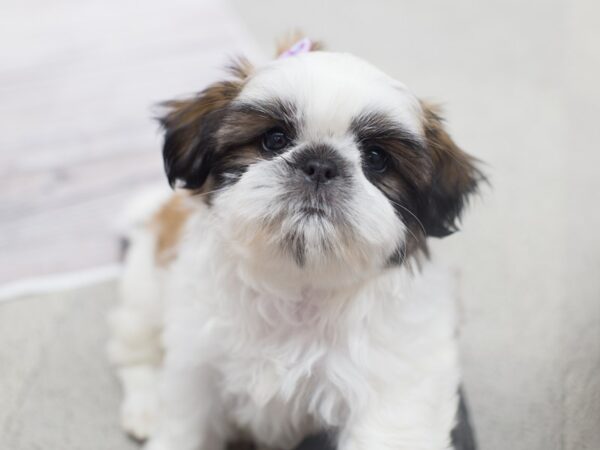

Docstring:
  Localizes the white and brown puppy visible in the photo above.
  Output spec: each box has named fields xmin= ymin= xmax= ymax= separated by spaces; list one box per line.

xmin=108 ymin=38 xmax=483 ymax=450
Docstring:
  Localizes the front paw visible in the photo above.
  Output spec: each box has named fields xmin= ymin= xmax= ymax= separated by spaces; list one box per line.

xmin=121 ymin=391 xmax=160 ymax=441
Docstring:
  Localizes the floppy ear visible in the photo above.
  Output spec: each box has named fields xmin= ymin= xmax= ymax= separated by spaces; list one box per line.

xmin=159 ymin=59 xmax=252 ymax=190
xmin=419 ymin=103 xmax=485 ymax=238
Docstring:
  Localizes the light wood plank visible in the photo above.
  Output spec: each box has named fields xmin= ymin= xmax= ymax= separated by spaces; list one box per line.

xmin=0 ymin=0 xmax=261 ymax=283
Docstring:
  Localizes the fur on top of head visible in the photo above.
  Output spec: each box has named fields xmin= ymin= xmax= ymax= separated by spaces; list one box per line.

xmin=158 ymin=37 xmax=484 ymax=273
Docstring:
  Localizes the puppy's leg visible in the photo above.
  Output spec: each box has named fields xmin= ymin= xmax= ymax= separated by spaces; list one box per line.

xmin=117 ymin=365 xmax=161 ymax=441
xmin=338 ymin=374 xmax=459 ymax=450
xmin=108 ymin=225 xmax=164 ymax=441
xmin=144 ymin=359 xmax=227 ymax=450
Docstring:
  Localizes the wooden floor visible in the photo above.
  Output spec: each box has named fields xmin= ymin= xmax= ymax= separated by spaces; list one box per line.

xmin=0 ymin=0 xmax=260 ymax=284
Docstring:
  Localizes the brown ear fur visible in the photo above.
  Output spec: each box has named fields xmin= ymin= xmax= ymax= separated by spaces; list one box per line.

xmin=159 ymin=58 xmax=253 ymax=189
xmin=419 ymin=103 xmax=485 ymax=237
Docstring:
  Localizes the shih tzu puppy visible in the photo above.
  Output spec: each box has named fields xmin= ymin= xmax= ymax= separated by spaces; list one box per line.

xmin=108 ymin=37 xmax=483 ymax=450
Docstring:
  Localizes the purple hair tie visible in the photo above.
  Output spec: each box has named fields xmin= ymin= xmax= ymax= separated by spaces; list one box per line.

xmin=279 ymin=37 xmax=313 ymax=58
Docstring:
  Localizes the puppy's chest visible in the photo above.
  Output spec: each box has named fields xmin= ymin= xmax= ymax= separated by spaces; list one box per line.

xmin=215 ymin=309 xmax=351 ymax=434
xmin=220 ymin=343 xmax=348 ymax=443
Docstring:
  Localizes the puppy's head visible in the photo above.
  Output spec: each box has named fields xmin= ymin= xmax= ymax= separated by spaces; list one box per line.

xmin=160 ymin=43 xmax=483 ymax=279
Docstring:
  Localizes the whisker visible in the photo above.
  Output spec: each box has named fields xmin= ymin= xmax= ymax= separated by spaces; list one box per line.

xmin=386 ymin=199 xmax=427 ymax=236
xmin=398 ymin=220 xmax=420 ymax=253
xmin=191 ymin=185 xmax=229 ymax=199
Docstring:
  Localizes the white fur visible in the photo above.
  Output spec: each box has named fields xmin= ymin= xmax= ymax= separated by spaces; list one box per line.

xmin=108 ymin=52 xmax=462 ymax=450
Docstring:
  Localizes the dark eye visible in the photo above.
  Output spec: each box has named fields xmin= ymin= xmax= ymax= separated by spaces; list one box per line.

xmin=365 ymin=147 xmax=389 ymax=172
xmin=262 ymin=128 xmax=289 ymax=153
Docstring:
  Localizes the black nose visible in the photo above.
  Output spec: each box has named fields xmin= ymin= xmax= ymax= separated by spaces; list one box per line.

xmin=301 ymin=159 xmax=339 ymax=183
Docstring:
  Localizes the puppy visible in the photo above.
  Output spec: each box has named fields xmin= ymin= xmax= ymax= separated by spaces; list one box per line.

xmin=108 ymin=37 xmax=483 ymax=450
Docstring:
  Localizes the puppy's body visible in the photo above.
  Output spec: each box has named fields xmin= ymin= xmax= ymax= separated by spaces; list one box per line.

xmin=113 ymin=195 xmax=458 ymax=450
xmin=109 ymin=45 xmax=482 ymax=450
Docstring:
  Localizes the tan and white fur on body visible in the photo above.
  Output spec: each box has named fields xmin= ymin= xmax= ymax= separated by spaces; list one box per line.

xmin=108 ymin=38 xmax=483 ymax=450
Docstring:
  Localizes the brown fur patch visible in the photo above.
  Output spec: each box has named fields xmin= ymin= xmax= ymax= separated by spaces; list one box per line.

xmin=160 ymin=58 xmax=253 ymax=191
xmin=275 ymin=31 xmax=323 ymax=57
xmin=161 ymin=80 xmax=241 ymax=135
xmin=226 ymin=56 xmax=254 ymax=80
xmin=421 ymin=103 xmax=481 ymax=191
xmin=151 ymin=192 xmax=192 ymax=266
xmin=419 ymin=101 xmax=485 ymax=238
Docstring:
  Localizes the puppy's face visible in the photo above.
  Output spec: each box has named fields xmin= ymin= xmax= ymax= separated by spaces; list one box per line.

xmin=161 ymin=51 xmax=482 ymax=276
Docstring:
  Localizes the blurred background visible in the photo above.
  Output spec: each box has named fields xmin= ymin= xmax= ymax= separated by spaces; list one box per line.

xmin=1 ymin=0 xmax=599 ymax=449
